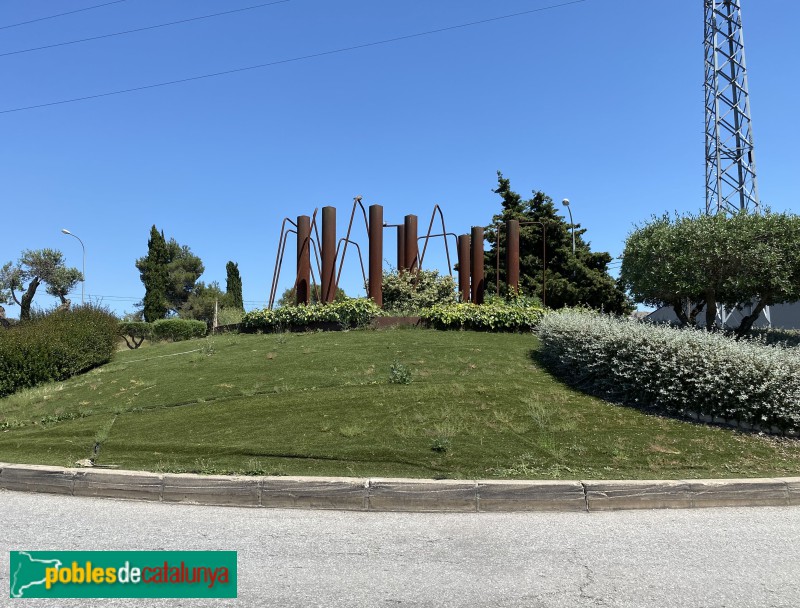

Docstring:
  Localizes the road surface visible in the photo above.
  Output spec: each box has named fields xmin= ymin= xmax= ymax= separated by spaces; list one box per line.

xmin=1 ymin=490 xmax=798 ymax=607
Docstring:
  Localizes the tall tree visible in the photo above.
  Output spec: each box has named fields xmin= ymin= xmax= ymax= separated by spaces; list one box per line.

xmin=163 ymin=238 xmax=204 ymax=314
xmin=136 ymin=228 xmax=204 ymax=319
xmin=0 ymin=249 xmax=83 ymax=321
xmin=484 ymin=172 xmax=631 ymax=314
xmin=226 ymin=261 xmax=244 ymax=311
xmin=138 ymin=226 xmax=170 ymax=322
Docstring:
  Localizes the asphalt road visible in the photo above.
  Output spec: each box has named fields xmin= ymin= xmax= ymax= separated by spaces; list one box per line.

xmin=1 ymin=490 xmax=798 ymax=607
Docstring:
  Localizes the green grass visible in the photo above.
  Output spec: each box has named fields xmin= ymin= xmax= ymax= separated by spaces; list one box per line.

xmin=1 ymin=329 xmax=800 ymax=479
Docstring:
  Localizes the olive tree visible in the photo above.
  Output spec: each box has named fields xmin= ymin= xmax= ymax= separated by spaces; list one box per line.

xmin=620 ymin=211 xmax=800 ymax=336
xmin=0 ymin=249 xmax=83 ymax=321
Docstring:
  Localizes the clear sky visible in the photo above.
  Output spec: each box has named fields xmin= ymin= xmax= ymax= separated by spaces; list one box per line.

xmin=1 ymin=0 xmax=796 ymax=317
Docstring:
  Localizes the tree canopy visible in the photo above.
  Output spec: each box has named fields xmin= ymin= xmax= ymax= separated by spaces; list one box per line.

xmin=619 ymin=211 xmax=800 ymax=336
xmin=136 ymin=227 xmax=204 ymax=320
xmin=484 ymin=172 xmax=630 ymax=314
xmin=0 ymin=249 xmax=83 ymax=320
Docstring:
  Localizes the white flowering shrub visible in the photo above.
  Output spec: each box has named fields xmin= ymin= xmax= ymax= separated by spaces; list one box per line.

xmin=536 ymin=309 xmax=800 ymax=432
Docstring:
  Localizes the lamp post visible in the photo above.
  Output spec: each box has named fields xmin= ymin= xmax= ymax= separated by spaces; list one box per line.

xmin=61 ymin=229 xmax=85 ymax=305
xmin=562 ymin=199 xmax=575 ymax=255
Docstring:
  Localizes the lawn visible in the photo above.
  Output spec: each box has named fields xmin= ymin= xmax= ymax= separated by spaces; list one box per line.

xmin=1 ymin=328 xmax=799 ymax=479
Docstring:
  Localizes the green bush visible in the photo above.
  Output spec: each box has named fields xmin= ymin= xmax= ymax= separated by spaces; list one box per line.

xmin=241 ymin=298 xmax=382 ymax=333
xmin=0 ymin=305 xmax=118 ymax=398
xmin=420 ymin=302 xmax=544 ymax=332
xmin=119 ymin=321 xmax=152 ymax=349
xmin=151 ymin=318 xmax=207 ymax=342
xmin=381 ymin=269 xmax=456 ymax=314
xmin=536 ymin=309 xmax=800 ymax=432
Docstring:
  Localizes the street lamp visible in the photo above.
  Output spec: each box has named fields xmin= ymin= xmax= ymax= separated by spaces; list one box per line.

xmin=562 ymin=199 xmax=576 ymax=256
xmin=61 ymin=228 xmax=85 ymax=305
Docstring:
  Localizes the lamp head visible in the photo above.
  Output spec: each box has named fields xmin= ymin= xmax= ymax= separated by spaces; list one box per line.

xmin=61 ymin=228 xmax=71 ymax=235
xmin=561 ymin=199 xmax=570 ymax=207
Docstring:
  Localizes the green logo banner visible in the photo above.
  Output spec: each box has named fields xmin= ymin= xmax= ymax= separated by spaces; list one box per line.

xmin=9 ymin=551 xmax=237 ymax=598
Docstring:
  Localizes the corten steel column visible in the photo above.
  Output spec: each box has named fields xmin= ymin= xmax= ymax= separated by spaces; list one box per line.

xmin=368 ymin=205 xmax=384 ymax=307
xmin=296 ymin=215 xmax=311 ymax=305
xmin=506 ymin=219 xmax=520 ymax=295
xmin=471 ymin=226 xmax=484 ymax=305
xmin=404 ymin=214 xmax=418 ymax=272
xmin=457 ymin=234 xmax=471 ymax=302
xmin=321 ymin=206 xmax=336 ymax=304
xmin=397 ymin=225 xmax=406 ymax=272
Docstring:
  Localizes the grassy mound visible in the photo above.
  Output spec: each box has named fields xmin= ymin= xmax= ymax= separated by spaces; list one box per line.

xmin=1 ymin=329 xmax=799 ymax=479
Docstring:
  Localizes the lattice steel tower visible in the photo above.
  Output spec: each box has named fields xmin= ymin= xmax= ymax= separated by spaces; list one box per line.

xmin=704 ymin=0 xmax=760 ymax=215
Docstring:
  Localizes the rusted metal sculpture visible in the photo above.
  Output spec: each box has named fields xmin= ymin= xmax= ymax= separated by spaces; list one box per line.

xmin=506 ymin=219 xmax=520 ymax=294
xmin=403 ymin=214 xmax=418 ymax=272
xmin=457 ymin=234 xmax=471 ymax=302
xmin=418 ymin=205 xmax=455 ymax=276
xmin=335 ymin=196 xmax=370 ymax=289
xmin=396 ymin=225 xmax=406 ymax=272
xmin=296 ymin=215 xmax=311 ymax=305
xmin=321 ymin=206 xmax=336 ymax=303
xmin=494 ymin=220 xmax=548 ymax=306
xmin=471 ymin=226 xmax=484 ymax=305
xmin=268 ymin=200 xmax=511 ymax=310
xmin=368 ymin=205 xmax=383 ymax=306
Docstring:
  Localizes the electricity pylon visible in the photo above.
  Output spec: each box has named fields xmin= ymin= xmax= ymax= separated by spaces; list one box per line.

xmin=704 ymin=0 xmax=760 ymax=215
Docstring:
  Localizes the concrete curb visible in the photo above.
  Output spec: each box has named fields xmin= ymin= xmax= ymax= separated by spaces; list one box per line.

xmin=0 ymin=463 xmax=798 ymax=512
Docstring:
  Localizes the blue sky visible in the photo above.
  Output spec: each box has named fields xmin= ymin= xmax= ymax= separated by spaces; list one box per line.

xmin=1 ymin=0 xmax=796 ymax=317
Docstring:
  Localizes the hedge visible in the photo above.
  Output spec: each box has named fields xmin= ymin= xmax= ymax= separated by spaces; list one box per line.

xmin=241 ymin=298 xmax=382 ymax=332
xmin=151 ymin=318 xmax=207 ymax=342
xmin=0 ymin=305 xmax=119 ymax=398
xmin=420 ymin=302 xmax=544 ymax=332
xmin=536 ymin=309 xmax=800 ymax=432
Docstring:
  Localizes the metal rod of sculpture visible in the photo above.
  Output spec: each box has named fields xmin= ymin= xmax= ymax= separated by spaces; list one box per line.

xmin=471 ymin=226 xmax=484 ymax=305
xmin=403 ymin=214 xmax=418 ymax=272
xmin=396 ymin=225 xmax=405 ymax=272
xmin=494 ymin=220 xmax=547 ymax=306
xmin=333 ymin=238 xmax=367 ymax=288
xmin=417 ymin=233 xmax=458 ymax=274
xmin=506 ymin=219 xmax=520 ymax=295
xmin=321 ymin=206 xmax=337 ymax=303
xmin=296 ymin=215 xmax=311 ymax=305
xmin=307 ymin=208 xmax=323 ymax=304
xmin=419 ymin=205 xmax=454 ymax=276
xmin=457 ymin=234 xmax=471 ymax=302
xmin=335 ymin=196 xmax=370 ymax=289
xmin=368 ymin=205 xmax=383 ymax=306
xmin=268 ymin=217 xmax=297 ymax=309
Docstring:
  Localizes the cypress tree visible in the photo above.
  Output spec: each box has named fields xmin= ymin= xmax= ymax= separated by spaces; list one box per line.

xmin=139 ymin=226 xmax=169 ymax=322
xmin=225 ymin=261 xmax=244 ymax=311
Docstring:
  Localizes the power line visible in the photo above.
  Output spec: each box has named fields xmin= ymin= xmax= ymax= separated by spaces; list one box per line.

xmin=0 ymin=1 xmax=128 ymax=31
xmin=0 ymin=0 xmax=292 ymax=59
xmin=0 ymin=0 xmax=588 ymax=115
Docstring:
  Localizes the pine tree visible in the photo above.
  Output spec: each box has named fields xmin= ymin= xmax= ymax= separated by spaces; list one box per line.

xmin=140 ymin=226 xmax=169 ymax=322
xmin=225 ymin=261 xmax=244 ymax=311
xmin=484 ymin=172 xmax=631 ymax=314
